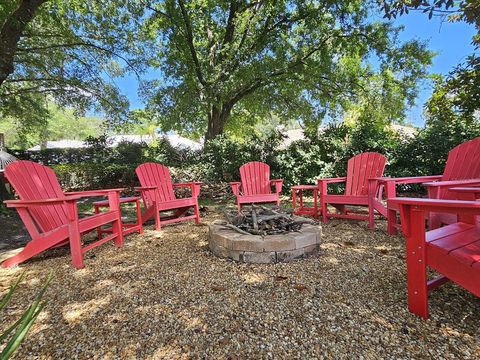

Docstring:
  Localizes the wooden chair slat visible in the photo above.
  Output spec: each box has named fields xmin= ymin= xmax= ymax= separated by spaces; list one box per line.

xmin=136 ymin=162 xmax=200 ymax=230
xmin=320 ymin=152 xmax=386 ymax=224
xmin=3 ymin=160 xmax=123 ymax=269
xmin=232 ymin=161 xmax=282 ymax=212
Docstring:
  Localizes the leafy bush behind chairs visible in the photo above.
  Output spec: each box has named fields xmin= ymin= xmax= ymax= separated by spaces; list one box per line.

xmin=11 ymin=118 xmax=480 ymax=194
xmin=391 ymin=118 xmax=480 ymax=178
xmin=52 ymin=163 xmax=138 ymax=191
xmin=198 ymin=133 xmax=283 ymax=182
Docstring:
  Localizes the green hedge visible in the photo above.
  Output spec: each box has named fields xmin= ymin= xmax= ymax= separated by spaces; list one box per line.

xmin=15 ymin=117 xmax=480 ymax=195
xmin=52 ymin=163 xmax=138 ymax=191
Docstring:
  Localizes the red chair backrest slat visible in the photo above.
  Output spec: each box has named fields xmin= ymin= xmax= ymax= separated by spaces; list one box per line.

xmin=441 ymin=137 xmax=480 ymax=199
xmin=4 ymin=160 xmax=68 ymax=232
xmin=239 ymin=161 xmax=271 ymax=195
xmin=136 ymin=163 xmax=176 ymax=207
xmin=345 ymin=152 xmax=387 ymax=196
xmin=443 ymin=137 xmax=480 ymax=181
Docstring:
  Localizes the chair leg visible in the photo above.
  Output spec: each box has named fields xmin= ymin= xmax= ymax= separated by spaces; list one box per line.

xmin=367 ymin=190 xmax=375 ymax=229
xmin=112 ymin=212 xmax=124 ymax=248
xmin=136 ymin=200 xmax=144 ymax=234
xmin=1 ymin=237 xmax=53 ymax=268
xmin=94 ymin=205 xmax=103 ymax=240
xmin=387 ymin=208 xmax=398 ymax=235
xmin=68 ymin=221 xmax=84 ymax=269
xmin=194 ymin=203 xmax=200 ymax=224
xmin=368 ymin=206 xmax=375 ymax=230
xmin=406 ymin=209 xmax=429 ymax=319
xmin=321 ymin=199 xmax=327 ymax=223
xmin=154 ymin=202 xmax=161 ymax=231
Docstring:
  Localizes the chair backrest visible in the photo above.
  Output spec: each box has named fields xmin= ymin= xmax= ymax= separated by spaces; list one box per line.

xmin=441 ymin=137 xmax=480 ymax=199
xmin=136 ymin=163 xmax=176 ymax=207
xmin=345 ymin=152 xmax=387 ymax=196
xmin=239 ymin=161 xmax=272 ymax=195
xmin=443 ymin=137 xmax=480 ymax=181
xmin=4 ymin=160 xmax=68 ymax=232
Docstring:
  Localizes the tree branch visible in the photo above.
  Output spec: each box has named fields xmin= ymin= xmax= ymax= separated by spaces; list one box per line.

xmin=222 ymin=0 xmax=238 ymax=46
xmin=17 ymin=41 xmax=141 ymax=78
xmin=0 ymin=0 xmax=49 ymax=87
xmin=177 ymin=0 xmax=207 ymax=87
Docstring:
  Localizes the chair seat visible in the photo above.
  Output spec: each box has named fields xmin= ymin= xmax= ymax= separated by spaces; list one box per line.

xmin=428 ymin=224 xmax=480 ymax=266
xmin=158 ymin=197 xmax=197 ymax=211
xmin=322 ymin=194 xmax=369 ymax=205
xmin=94 ymin=196 xmax=141 ymax=207
xmin=426 ymin=222 xmax=480 ymax=297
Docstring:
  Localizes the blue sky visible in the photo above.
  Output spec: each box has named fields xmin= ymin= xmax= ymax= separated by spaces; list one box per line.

xmin=393 ymin=12 xmax=477 ymax=126
xmin=115 ymin=11 xmax=477 ymax=127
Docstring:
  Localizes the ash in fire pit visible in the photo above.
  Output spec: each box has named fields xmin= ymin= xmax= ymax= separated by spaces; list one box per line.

xmin=209 ymin=206 xmax=321 ymax=264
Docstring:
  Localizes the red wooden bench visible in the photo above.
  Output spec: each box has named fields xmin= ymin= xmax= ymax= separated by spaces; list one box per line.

xmin=230 ymin=161 xmax=283 ymax=212
xmin=371 ymin=137 xmax=480 ymax=234
xmin=2 ymin=160 xmax=124 ymax=269
xmin=135 ymin=162 xmax=201 ymax=230
xmin=317 ymin=152 xmax=386 ymax=225
xmin=389 ymin=196 xmax=480 ymax=319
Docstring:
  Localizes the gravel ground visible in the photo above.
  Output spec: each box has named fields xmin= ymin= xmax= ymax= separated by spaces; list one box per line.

xmin=1 ymin=209 xmax=479 ymax=359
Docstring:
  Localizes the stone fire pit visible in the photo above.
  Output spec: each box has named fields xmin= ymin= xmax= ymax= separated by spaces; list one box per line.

xmin=208 ymin=219 xmax=321 ymax=264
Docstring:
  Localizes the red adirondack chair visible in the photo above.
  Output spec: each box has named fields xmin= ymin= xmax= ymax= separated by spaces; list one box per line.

xmin=2 ymin=160 xmax=124 ymax=269
xmin=389 ymin=195 xmax=480 ymax=319
xmin=230 ymin=161 xmax=283 ymax=212
xmin=317 ymin=152 xmax=386 ymax=225
xmin=135 ymin=163 xmax=201 ymax=230
xmin=371 ymin=137 xmax=480 ymax=234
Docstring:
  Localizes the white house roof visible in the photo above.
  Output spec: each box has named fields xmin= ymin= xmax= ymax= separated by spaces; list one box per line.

xmin=391 ymin=124 xmax=417 ymax=137
xmin=279 ymin=124 xmax=416 ymax=148
xmin=28 ymin=140 xmax=86 ymax=151
xmin=162 ymin=134 xmax=202 ymax=150
xmin=281 ymin=129 xmax=305 ymax=148
xmin=27 ymin=134 xmax=202 ymax=151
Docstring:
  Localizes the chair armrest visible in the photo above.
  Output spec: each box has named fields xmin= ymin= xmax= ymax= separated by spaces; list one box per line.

xmin=388 ymin=197 xmax=480 ymax=214
xmin=173 ymin=182 xmax=203 ymax=187
xmin=317 ymin=177 xmax=347 ymax=195
xmin=173 ymin=182 xmax=202 ymax=197
xmin=423 ymin=179 xmax=480 ymax=188
xmin=447 ymin=186 xmax=480 ymax=201
xmin=135 ymin=186 xmax=157 ymax=192
xmin=389 ymin=197 xmax=480 ymax=236
xmin=4 ymin=197 xmax=79 ymax=207
xmin=270 ymin=179 xmax=283 ymax=194
xmin=229 ymin=182 xmax=241 ymax=196
xmin=317 ymin=177 xmax=347 ymax=184
xmin=64 ymin=188 xmax=124 ymax=198
xmin=374 ymin=175 xmax=443 ymax=185
xmin=449 ymin=187 xmax=480 ymax=194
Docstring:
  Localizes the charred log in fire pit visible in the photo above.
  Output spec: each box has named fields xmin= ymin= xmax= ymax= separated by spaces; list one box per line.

xmin=223 ymin=205 xmax=314 ymax=236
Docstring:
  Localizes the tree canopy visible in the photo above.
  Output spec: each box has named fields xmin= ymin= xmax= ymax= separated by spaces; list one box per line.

xmin=0 ymin=0 xmax=148 ymax=132
xmin=140 ymin=0 xmax=433 ymax=140
xmin=381 ymin=0 xmax=480 ymax=119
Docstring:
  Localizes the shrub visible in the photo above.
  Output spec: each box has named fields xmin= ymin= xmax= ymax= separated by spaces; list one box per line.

xmin=52 ymin=163 xmax=138 ymax=191
xmin=12 ymin=118 xmax=480 ymax=195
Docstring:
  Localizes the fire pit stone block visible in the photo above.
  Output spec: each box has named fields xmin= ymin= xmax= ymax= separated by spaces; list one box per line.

xmin=208 ymin=220 xmax=321 ymax=264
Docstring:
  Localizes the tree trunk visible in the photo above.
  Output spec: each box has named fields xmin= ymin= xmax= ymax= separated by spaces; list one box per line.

xmin=0 ymin=0 xmax=48 ymax=87
xmin=205 ymin=102 xmax=234 ymax=141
